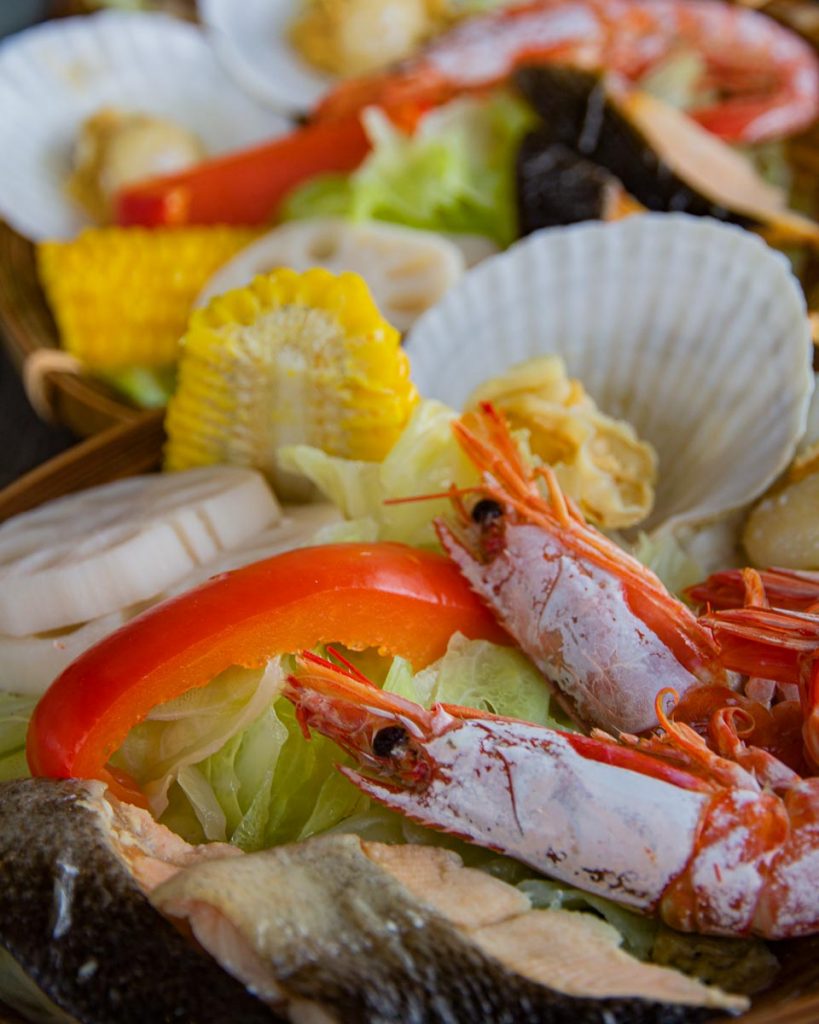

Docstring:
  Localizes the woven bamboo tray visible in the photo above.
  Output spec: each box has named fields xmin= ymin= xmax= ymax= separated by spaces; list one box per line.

xmin=1 ymin=1 xmax=819 ymax=434
xmin=0 ymin=419 xmax=818 ymax=1022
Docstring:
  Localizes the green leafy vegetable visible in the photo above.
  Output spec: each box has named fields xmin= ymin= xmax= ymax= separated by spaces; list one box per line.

xmin=0 ymin=694 xmax=37 ymax=783
xmin=282 ymin=93 xmax=536 ymax=245
xmin=279 ymin=399 xmax=480 ymax=550
xmin=98 ymin=365 xmax=176 ymax=409
xmin=389 ymin=632 xmax=568 ymax=730
xmin=630 ymin=529 xmax=703 ymax=597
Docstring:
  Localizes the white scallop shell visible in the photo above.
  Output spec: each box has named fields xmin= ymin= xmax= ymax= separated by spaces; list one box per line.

xmin=196 ymin=219 xmax=466 ymax=332
xmin=0 ymin=11 xmax=288 ymax=241
xmin=200 ymin=0 xmax=330 ymax=114
xmin=405 ymin=214 xmax=813 ymax=532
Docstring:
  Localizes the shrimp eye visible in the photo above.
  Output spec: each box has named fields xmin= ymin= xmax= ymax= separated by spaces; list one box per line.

xmin=471 ymin=498 xmax=503 ymax=525
xmin=372 ymin=726 xmax=408 ymax=758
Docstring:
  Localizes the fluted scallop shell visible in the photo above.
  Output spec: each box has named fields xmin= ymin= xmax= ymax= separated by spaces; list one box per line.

xmin=200 ymin=0 xmax=329 ymax=113
xmin=0 ymin=11 xmax=287 ymax=241
xmin=405 ymin=214 xmax=813 ymax=532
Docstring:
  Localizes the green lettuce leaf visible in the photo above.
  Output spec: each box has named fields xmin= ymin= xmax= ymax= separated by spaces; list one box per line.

xmin=519 ymin=878 xmax=658 ymax=960
xmin=279 ymin=399 xmax=480 ymax=550
xmin=282 ymin=93 xmax=536 ymax=245
xmin=97 ymin=365 xmax=177 ymax=410
xmin=389 ymin=632 xmax=568 ymax=730
xmin=630 ymin=529 xmax=703 ymax=598
xmin=0 ymin=694 xmax=37 ymax=783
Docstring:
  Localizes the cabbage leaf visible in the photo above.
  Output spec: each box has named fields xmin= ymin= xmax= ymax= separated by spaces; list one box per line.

xmin=0 ymin=694 xmax=37 ymax=783
xmin=282 ymin=93 xmax=536 ymax=245
xmin=279 ymin=399 xmax=480 ymax=550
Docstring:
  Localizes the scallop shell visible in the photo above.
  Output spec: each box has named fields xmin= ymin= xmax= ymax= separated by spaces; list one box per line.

xmin=0 ymin=11 xmax=288 ymax=241
xmin=200 ymin=0 xmax=329 ymax=114
xmin=405 ymin=214 xmax=813 ymax=532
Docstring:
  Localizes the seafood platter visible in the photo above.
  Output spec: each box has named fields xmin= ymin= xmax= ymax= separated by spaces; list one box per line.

xmin=5 ymin=1 xmax=819 ymax=1023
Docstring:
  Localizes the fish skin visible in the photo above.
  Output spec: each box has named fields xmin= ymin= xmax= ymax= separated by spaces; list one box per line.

xmin=0 ymin=778 xmax=277 ymax=1024
xmin=154 ymin=833 xmax=713 ymax=1024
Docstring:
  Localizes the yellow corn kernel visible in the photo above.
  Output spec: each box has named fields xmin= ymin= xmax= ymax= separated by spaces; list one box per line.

xmin=37 ymin=227 xmax=259 ymax=370
xmin=164 ymin=268 xmax=418 ymax=494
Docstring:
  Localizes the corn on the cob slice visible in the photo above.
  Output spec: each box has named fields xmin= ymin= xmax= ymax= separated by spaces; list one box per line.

xmin=37 ymin=227 xmax=258 ymax=370
xmin=164 ymin=267 xmax=418 ymax=494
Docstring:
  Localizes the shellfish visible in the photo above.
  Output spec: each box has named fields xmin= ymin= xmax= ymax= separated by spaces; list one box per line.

xmin=0 ymin=11 xmax=285 ymax=240
xmin=405 ymin=214 xmax=813 ymax=533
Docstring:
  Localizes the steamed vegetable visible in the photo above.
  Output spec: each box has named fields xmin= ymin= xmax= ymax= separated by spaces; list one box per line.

xmin=0 ymin=695 xmax=37 ymax=783
xmin=26 ymin=543 xmax=508 ymax=801
xmin=0 ymin=466 xmax=279 ymax=636
xmin=116 ymin=116 xmax=372 ymax=228
xmin=197 ymin=218 xmax=466 ymax=333
xmin=282 ymin=94 xmax=536 ymax=245
xmin=280 ymin=398 xmax=479 ymax=549
xmin=164 ymin=268 xmax=418 ymax=496
xmin=37 ymin=227 xmax=258 ymax=371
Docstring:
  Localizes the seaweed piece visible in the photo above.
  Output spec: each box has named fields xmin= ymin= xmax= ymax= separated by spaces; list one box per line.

xmin=515 ymin=136 xmax=628 ymax=235
xmin=515 ymin=65 xmax=743 ymax=222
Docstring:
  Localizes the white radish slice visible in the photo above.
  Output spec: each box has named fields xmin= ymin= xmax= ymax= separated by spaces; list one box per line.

xmin=196 ymin=219 xmax=465 ymax=332
xmin=0 ymin=502 xmax=339 ymax=696
xmin=0 ymin=467 xmax=280 ymax=637
xmin=0 ymin=610 xmax=132 ymax=698
xmin=161 ymin=502 xmax=342 ymax=598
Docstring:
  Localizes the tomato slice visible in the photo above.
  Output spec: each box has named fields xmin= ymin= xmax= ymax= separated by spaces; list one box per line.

xmin=27 ymin=543 xmax=507 ymax=800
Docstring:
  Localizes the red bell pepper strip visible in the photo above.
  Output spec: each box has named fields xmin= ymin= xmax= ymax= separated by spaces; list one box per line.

xmin=27 ymin=543 xmax=507 ymax=801
xmin=115 ymin=116 xmax=370 ymax=228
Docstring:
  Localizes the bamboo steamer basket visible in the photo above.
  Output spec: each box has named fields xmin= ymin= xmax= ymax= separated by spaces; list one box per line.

xmin=1 ymin=1 xmax=819 ymax=433
xmin=2 ymin=2 xmax=819 ymax=1019
xmin=0 ymin=412 xmax=818 ymax=1022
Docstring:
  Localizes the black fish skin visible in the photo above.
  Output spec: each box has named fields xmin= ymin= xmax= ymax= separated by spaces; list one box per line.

xmin=157 ymin=835 xmax=714 ymax=1024
xmin=514 ymin=65 xmax=752 ymax=227
xmin=515 ymin=136 xmax=622 ymax=235
xmin=0 ymin=778 xmax=277 ymax=1024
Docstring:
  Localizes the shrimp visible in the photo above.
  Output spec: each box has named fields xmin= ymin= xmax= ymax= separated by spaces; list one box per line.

xmin=284 ymin=652 xmax=819 ymax=939
xmin=436 ymin=404 xmax=819 ymax=778
xmin=435 ymin=403 xmax=731 ymax=736
xmin=311 ymin=0 xmax=819 ymax=143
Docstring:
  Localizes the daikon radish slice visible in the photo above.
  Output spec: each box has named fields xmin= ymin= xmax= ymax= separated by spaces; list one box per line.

xmin=0 ymin=467 xmax=279 ymax=636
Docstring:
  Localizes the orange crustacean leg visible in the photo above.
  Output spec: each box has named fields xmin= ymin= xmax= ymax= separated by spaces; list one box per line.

xmin=688 ymin=567 xmax=819 ymax=613
xmin=700 ymin=604 xmax=819 ymax=770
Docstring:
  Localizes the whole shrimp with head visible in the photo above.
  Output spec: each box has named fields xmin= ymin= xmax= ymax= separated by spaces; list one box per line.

xmin=312 ymin=0 xmax=819 ymax=143
xmin=285 ymin=652 xmax=819 ymax=939
xmin=434 ymin=403 xmax=731 ymax=736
